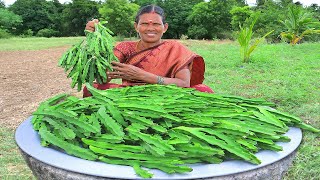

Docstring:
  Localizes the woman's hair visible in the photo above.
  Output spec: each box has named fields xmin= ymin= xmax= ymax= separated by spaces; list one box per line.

xmin=135 ymin=5 xmax=166 ymax=23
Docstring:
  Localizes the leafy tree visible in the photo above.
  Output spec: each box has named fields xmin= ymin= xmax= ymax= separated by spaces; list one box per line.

xmin=307 ymin=3 xmax=320 ymax=20
xmin=0 ymin=8 xmax=22 ymax=37
xmin=305 ymin=4 xmax=320 ymax=41
xmin=280 ymin=5 xmax=320 ymax=45
xmin=279 ymin=0 xmax=294 ymax=7
xmin=294 ymin=1 xmax=303 ymax=6
xmin=256 ymin=0 xmax=266 ymax=6
xmin=230 ymin=6 xmax=253 ymax=31
xmin=61 ymin=0 xmax=99 ymax=36
xmin=9 ymin=0 xmax=57 ymax=34
xmin=187 ymin=24 xmax=208 ymax=39
xmin=47 ymin=0 xmax=64 ymax=36
xmin=129 ymin=0 xmax=161 ymax=6
xmin=252 ymin=0 xmax=286 ymax=42
xmin=0 ymin=0 xmax=5 ymax=8
xmin=161 ymin=0 xmax=203 ymax=39
xmin=187 ymin=0 xmax=237 ymax=39
xmin=99 ymin=0 xmax=139 ymax=37
xmin=235 ymin=0 xmax=246 ymax=6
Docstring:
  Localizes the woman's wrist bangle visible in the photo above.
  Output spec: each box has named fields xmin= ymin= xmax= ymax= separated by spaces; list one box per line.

xmin=157 ymin=76 xmax=164 ymax=85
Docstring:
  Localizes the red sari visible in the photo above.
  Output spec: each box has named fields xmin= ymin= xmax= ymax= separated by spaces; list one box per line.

xmin=83 ymin=40 xmax=213 ymax=97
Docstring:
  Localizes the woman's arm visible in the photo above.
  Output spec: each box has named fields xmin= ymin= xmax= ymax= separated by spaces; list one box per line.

xmin=85 ymin=19 xmax=99 ymax=32
xmin=109 ymin=62 xmax=190 ymax=87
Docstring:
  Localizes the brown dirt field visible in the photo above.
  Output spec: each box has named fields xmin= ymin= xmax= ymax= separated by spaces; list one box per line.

xmin=0 ymin=47 xmax=80 ymax=129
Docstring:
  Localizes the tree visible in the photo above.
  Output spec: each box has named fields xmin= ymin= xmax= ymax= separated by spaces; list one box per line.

xmin=256 ymin=0 xmax=266 ymax=6
xmin=235 ymin=0 xmax=246 ymax=6
xmin=99 ymin=0 xmax=139 ymax=37
xmin=47 ymin=0 xmax=64 ymax=36
xmin=129 ymin=0 xmax=161 ymax=6
xmin=279 ymin=0 xmax=294 ymax=7
xmin=280 ymin=5 xmax=320 ymax=45
xmin=307 ymin=3 xmax=320 ymax=20
xmin=0 ymin=0 xmax=5 ymax=8
xmin=61 ymin=0 xmax=99 ymax=36
xmin=252 ymin=0 xmax=286 ymax=42
xmin=0 ymin=8 xmax=23 ymax=37
xmin=0 ymin=8 xmax=23 ymax=30
xmin=160 ymin=0 xmax=203 ymax=39
xmin=9 ymin=0 xmax=57 ymax=34
xmin=187 ymin=0 xmax=237 ymax=39
xmin=230 ymin=6 xmax=253 ymax=31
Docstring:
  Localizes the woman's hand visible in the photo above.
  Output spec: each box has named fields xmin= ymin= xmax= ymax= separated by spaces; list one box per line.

xmin=108 ymin=61 xmax=144 ymax=81
xmin=85 ymin=19 xmax=99 ymax=32
xmin=108 ymin=61 xmax=190 ymax=87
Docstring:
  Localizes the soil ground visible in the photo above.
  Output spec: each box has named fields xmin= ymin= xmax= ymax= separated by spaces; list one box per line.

xmin=0 ymin=47 xmax=80 ymax=129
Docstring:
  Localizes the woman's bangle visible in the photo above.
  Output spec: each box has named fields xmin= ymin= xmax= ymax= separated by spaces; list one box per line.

xmin=157 ymin=76 xmax=164 ymax=85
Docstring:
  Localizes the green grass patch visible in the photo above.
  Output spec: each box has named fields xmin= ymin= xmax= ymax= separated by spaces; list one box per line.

xmin=0 ymin=36 xmax=136 ymax=51
xmin=0 ymin=127 xmax=34 ymax=179
xmin=0 ymin=37 xmax=85 ymax=51
xmin=189 ymin=41 xmax=320 ymax=180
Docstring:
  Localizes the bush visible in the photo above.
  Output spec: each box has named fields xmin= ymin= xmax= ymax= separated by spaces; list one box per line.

xmin=0 ymin=28 xmax=11 ymax=38
xmin=303 ymin=34 xmax=320 ymax=42
xmin=114 ymin=35 xmax=125 ymax=41
xmin=215 ymin=31 xmax=235 ymax=40
xmin=180 ymin=34 xmax=188 ymax=40
xmin=36 ymin=28 xmax=58 ymax=38
xmin=19 ymin=29 xmax=33 ymax=38
xmin=187 ymin=25 xmax=208 ymax=39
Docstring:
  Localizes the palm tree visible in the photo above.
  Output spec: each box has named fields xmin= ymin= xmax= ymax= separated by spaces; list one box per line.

xmin=280 ymin=5 xmax=320 ymax=45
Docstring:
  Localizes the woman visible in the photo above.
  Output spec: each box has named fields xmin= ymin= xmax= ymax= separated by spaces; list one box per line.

xmin=83 ymin=5 xmax=213 ymax=97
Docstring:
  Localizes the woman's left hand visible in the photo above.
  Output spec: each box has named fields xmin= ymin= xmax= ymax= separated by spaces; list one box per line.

xmin=108 ymin=61 xmax=143 ymax=81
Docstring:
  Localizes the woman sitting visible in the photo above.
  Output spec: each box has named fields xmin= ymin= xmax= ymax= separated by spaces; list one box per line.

xmin=83 ymin=4 xmax=213 ymax=97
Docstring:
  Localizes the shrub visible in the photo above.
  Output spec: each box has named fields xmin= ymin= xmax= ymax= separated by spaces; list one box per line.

xmin=180 ymin=34 xmax=188 ymax=40
xmin=216 ymin=31 xmax=235 ymax=40
xmin=238 ymin=15 xmax=273 ymax=63
xmin=187 ymin=25 xmax=208 ymax=39
xmin=36 ymin=28 xmax=58 ymax=38
xmin=280 ymin=5 xmax=320 ymax=45
xmin=114 ymin=35 xmax=125 ymax=41
xmin=19 ymin=29 xmax=33 ymax=38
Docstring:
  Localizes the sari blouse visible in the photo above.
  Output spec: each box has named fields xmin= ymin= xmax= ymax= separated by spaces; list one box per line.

xmin=113 ymin=40 xmax=205 ymax=87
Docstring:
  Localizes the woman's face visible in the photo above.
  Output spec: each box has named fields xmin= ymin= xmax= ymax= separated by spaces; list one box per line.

xmin=134 ymin=13 xmax=168 ymax=45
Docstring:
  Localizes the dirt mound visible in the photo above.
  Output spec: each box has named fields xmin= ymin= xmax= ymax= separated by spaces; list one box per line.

xmin=0 ymin=47 xmax=80 ymax=129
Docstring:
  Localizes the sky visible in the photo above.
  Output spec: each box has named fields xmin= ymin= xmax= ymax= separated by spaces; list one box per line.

xmin=3 ymin=0 xmax=320 ymax=7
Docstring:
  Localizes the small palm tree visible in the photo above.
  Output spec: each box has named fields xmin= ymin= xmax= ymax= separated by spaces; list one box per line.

xmin=280 ymin=5 xmax=320 ymax=45
xmin=238 ymin=15 xmax=273 ymax=63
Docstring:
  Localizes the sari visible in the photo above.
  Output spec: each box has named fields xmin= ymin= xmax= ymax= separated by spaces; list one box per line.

xmin=83 ymin=40 xmax=213 ymax=97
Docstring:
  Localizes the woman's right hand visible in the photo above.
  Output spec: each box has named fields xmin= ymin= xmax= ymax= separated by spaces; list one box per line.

xmin=85 ymin=19 xmax=99 ymax=32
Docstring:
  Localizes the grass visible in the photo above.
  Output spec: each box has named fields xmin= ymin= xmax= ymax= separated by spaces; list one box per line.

xmin=0 ymin=37 xmax=84 ymax=51
xmin=0 ymin=36 xmax=136 ymax=51
xmin=1 ymin=37 xmax=319 ymax=179
xmin=189 ymin=41 xmax=320 ymax=179
xmin=0 ymin=127 xmax=35 ymax=179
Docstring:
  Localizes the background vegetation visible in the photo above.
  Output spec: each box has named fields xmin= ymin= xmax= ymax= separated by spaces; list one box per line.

xmin=0 ymin=0 xmax=319 ymax=42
